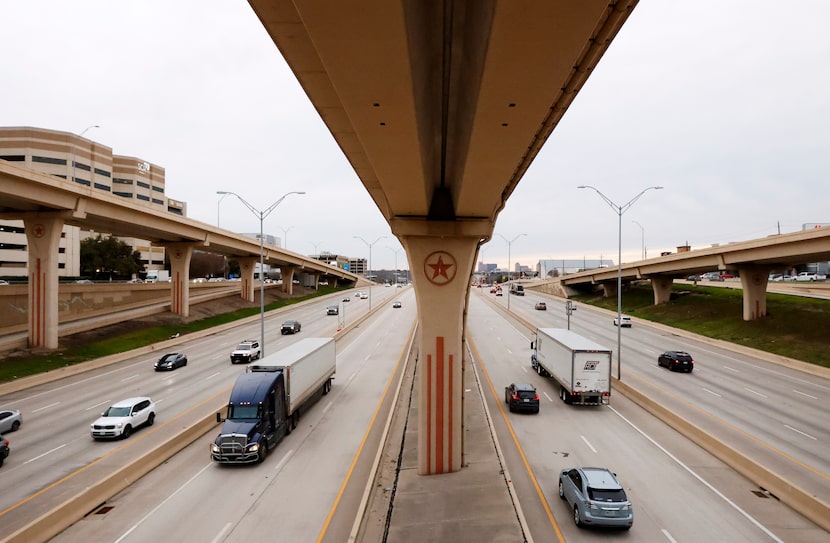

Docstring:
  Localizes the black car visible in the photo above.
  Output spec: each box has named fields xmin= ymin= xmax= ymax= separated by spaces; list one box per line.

xmin=327 ymin=305 xmax=339 ymax=315
xmin=658 ymin=351 xmax=694 ymax=372
xmin=281 ymin=320 xmax=302 ymax=334
xmin=504 ymin=383 xmax=540 ymax=413
xmin=0 ymin=434 xmax=9 ymax=468
xmin=535 ymin=302 xmax=547 ymax=310
xmin=154 ymin=352 xmax=187 ymax=371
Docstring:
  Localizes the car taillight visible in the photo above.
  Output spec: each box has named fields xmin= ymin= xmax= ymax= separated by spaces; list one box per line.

xmin=533 ymin=394 xmax=539 ymax=401
xmin=512 ymin=393 xmax=520 ymax=401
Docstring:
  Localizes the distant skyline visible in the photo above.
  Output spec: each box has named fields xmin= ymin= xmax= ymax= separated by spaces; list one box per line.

xmin=2 ymin=1 xmax=827 ymax=271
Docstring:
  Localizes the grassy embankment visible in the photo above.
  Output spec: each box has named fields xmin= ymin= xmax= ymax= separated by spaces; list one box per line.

xmin=570 ymin=283 xmax=830 ymax=369
xmin=0 ymin=287 xmax=344 ymax=383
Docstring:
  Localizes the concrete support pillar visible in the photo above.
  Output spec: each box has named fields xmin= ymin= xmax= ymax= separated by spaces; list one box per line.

xmin=651 ymin=276 xmax=674 ymax=305
xmin=281 ymin=265 xmax=297 ymax=295
xmin=237 ymin=257 xmax=258 ymax=302
xmin=24 ymin=215 xmax=64 ymax=349
xmin=166 ymin=243 xmax=194 ymax=317
xmin=400 ymin=231 xmax=480 ymax=475
xmin=602 ymin=281 xmax=617 ymax=298
xmin=739 ymin=266 xmax=771 ymax=320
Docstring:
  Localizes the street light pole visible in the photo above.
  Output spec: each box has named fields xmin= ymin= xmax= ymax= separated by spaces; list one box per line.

xmin=496 ymin=233 xmax=526 ymax=311
xmin=70 ymin=125 xmax=99 ymax=185
xmin=277 ymin=226 xmax=294 ymax=250
xmin=217 ymin=190 xmax=305 ymax=357
xmin=387 ymin=246 xmax=403 ymax=285
xmin=632 ymin=220 xmax=645 ymax=260
xmin=309 ymin=241 xmax=322 ymax=255
xmin=578 ymin=185 xmax=663 ymax=380
xmin=354 ymin=235 xmax=386 ymax=311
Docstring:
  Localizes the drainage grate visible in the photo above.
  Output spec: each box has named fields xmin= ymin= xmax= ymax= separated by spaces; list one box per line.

xmin=95 ymin=506 xmax=115 ymax=515
xmin=751 ymin=490 xmax=769 ymax=498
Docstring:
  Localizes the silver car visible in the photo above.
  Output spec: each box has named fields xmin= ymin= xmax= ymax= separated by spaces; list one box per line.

xmin=559 ymin=467 xmax=633 ymax=529
xmin=0 ymin=409 xmax=22 ymax=433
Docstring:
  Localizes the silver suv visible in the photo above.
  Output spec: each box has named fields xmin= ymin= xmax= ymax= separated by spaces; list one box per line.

xmin=91 ymin=397 xmax=156 ymax=439
xmin=230 ymin=340 xmax=261 ymax=364
xmin=559 ymin=467 xmax=633 ymax=529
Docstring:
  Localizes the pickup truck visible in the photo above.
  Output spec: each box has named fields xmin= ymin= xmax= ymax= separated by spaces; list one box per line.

xmin=795 ymin=271 xmax=827 ymax=282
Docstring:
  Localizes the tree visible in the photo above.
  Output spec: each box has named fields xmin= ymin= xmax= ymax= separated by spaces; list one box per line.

xmin=79 ymin=234 xmax=143 ymax=279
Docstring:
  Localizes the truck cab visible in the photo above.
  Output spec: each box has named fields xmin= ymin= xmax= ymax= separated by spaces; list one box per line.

xmin=509 ymin=283 xmax=525 ymax=296
xmin=211 ymin=367 xmax=288 ymax=463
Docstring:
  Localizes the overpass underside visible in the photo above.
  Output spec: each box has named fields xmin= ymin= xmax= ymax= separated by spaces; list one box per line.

xmin=249 ymin=0 xmax=638 ymax=474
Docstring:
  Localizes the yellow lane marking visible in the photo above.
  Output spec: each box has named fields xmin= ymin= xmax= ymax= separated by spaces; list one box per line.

xmin=0 ymin=386 xmax=232 ymax=518
xmin=468 ymin=336 xmax=566 ymax=543
xmin=316 ymin=321 xmax=415 ymax=542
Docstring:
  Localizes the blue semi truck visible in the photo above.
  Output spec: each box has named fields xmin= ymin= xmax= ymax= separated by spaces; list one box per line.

xmin=211 ymin=337 xmax=335 ymax=464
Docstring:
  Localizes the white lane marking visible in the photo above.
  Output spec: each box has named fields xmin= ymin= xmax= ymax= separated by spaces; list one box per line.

xmin=521 ymin=366 xmax=528 ymax=374
xmin=23 ymin=444 xmax=67 ymax=464
xmin=32 ymin=402 xmax=60 ymax=413
xmin=507 ymin=349 xmax=513 ymax=355
xmin=723 ymin=366 xmax=740 ymax=373
xmin=205 ymin=372 xmax=221 ymax=380
xmin=784 ymin=425 xmax=817 ymax=440
xmin=322 ymin=401 xmax=333 ymax=414
xmin=114 ymin=462 xmax=214 ymax=543
xmin=661 ymin=528 xmax=679 ymax=543
xmin=86 ymin=400 xmax=110 ymax=410
xmin=609 ymin=405 xmax=784 ymax=543
xmin=273 ymin=449 xmax=294 ymax=473
xmin=543 ymin=391 xmax=553 ymax=402
xmin=793 ymin=389 xmax=818 ymax=400
xmin=346 ymin=372 xmax=357 ymax=385
xmin=121 ymin=374 xmax=139 ymax=382
xmin=702 ymin=388 xmax=722 ymax=397
xmin=209 ymin=523 xmax=233 ymax=543
xmin=580 ymin=435 xmax=597 ymax=453
xmin=744 ymin=387 xmax=768 ymax=399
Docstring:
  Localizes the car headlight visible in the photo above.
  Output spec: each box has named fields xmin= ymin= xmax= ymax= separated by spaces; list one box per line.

xmin=211 ymin=444 xmax=220 ymax=454
xmin=246 ymin=443 xmax=259 ymax=453
xmin=116 ymin=422 xmax=124 ymax=428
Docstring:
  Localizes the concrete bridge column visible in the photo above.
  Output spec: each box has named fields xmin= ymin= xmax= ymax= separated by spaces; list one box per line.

xmin=602 ymin=281 xmax=617 ymax=298
xmin=281 ymin=265 xmax=297 ymax=295
xmin=166 ymin=243 xmax=194 ymax=317
xmin=739 ymin=266 xmax=772 ymax=320
xmin=397 ymin=223 xmax=483 ymax=476
xmin=237 ymin=257 xmax=258 ymax=302
xmin=651 ymin=276 xmax=674 ymax=304
xmin=24 ymin=215 xmax=64 ymax=349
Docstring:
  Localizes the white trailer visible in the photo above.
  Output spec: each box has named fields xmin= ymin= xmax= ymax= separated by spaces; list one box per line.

xmin=256 ymin=337 xmax=336 ymax=415
xmin=530 ymin=328 xmax=612 ymax=405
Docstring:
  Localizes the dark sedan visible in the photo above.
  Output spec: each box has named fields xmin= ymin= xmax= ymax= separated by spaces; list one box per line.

xmin=281 ymin=320 xmax=302 ymax=334
xmin=658 ymin=351 xmax=694 ymax=372
xmin=154 ymin=352 xmax=187 ymax=371
xmin=504 ymin=383 xmax=540 ymax=413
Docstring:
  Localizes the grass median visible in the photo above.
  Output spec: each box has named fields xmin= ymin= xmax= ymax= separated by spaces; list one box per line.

xmin=571 ymin=282 xmax=830 ymax=368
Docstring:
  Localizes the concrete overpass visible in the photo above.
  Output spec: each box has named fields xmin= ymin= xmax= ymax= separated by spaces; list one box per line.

xmin=247 ymin=0 xmax=638 ymax=474
xmin=0 ymin=159 xmax=360 ymax=349
xmin=554 ymin=226 xmax=830 ymax=319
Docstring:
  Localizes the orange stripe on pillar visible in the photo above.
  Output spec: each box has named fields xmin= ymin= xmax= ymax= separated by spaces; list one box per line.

xmin=448 ymin=353 xmax=453 ymax=472
xmin=436 ymin=337 xmax=444 ymax=474
xmin=426 ymin=353 xmax=432 ymax=474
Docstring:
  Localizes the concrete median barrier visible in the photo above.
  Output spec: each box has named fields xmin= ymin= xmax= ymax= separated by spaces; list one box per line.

xmin=613 ymin=378 xmax=830 ymax=533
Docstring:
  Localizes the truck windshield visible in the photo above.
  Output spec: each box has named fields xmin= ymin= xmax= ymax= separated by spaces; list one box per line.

xmin=228 ymin=405 xmax=260 ymax=420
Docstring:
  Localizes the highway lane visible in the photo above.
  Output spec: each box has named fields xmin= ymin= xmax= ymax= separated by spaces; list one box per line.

xmin=486 ymin=288 xmax=830 ymax=506
xmin=0 ymin=286 xmax=400 ymax=532
xmin=466 ymin=294 xmax=825 ymax=542
xmin=49 ymin=289 xmax=416 ymax=542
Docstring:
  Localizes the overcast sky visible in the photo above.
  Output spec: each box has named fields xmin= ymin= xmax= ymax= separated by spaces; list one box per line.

xmin=2 ymin=1 xmax=828 ymax=272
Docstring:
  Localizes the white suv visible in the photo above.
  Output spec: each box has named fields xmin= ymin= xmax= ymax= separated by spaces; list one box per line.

xmin=91 ymin=397 xmax=156 ymax=439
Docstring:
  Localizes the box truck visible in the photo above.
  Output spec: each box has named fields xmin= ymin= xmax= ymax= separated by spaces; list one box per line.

xmin=211 ymin=337 xmax=336 ymax=464
xmin=145 ymin=270 xmax=170 ymax=283
xmin=530 ymin=328 xmax=612 ymax=405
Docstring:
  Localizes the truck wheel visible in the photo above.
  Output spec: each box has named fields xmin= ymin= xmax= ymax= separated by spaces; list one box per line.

xmin=292 ymin=410 xmax=299 ymax=430
xmin=258 ymin=441 xmax=268 ymax=463
xmin=285 ymin=418 xmax=292 ymax=435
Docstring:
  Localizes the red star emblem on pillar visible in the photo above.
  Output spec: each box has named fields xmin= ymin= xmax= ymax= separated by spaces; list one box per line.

xmin=424 ymin=251 xmax=457 ymax=286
